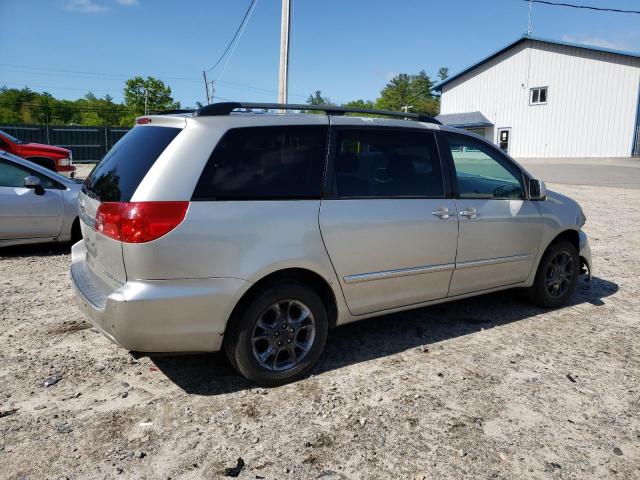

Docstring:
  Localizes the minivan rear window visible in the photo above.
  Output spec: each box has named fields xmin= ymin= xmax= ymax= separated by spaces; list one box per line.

xmin=192 ymin=125 xmax=328 ymax=200
xmin=83 ymin=126 xmax=180 ymax=202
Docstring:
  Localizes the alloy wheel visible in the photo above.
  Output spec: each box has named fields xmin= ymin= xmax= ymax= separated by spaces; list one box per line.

xmin=251 ymin=300 xmax=316 ymax=372
xmin=545 ymin=251 xmax=575 ymax=298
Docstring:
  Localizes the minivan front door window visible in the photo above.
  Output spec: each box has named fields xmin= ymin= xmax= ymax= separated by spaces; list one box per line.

xmin=448 ymin=137 xmax=523 ymax=199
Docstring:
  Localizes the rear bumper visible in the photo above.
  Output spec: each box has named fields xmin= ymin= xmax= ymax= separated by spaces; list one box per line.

xmin=579 ymin=230 xmax=592 ymax=281
xmin=70 ymin=240 xmax=249 ymax=352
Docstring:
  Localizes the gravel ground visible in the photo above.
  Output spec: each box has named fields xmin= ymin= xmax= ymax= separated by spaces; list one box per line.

xmin=1 ymin=182 xmax=639 ymax=480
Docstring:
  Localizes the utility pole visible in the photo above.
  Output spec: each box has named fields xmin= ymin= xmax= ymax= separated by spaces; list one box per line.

xmin=202 ymin=70 xmax=211 ymax=104
xmin=527 ymin=0 xmax=533 ymax=35
xmin=278 ymin=0 xmax=291 ymax=105
xmin=401 ymin=105 xmax=413 ymax=113
xmin=144 ymin=88 xmax=149 ymax=115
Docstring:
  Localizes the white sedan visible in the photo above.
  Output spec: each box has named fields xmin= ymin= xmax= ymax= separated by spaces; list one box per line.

xmin=0 ymin=150 xmax=82 ymax=247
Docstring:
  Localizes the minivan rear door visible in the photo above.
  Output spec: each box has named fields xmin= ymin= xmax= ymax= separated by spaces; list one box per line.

xmin=319 ymin=121 xmax=458 ymax=316
xmin=77 ymin=191 xmax=126 ymax=289
xmin=79 ymin=124 xmax=182 ymax=290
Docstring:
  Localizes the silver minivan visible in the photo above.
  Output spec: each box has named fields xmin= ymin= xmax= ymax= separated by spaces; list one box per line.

xmin=71 ymin=103 xmax=591 ymax=386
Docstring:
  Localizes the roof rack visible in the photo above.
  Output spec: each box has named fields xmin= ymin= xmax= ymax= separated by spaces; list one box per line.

xmin=195 ymin=102 xmax=441 ymax=125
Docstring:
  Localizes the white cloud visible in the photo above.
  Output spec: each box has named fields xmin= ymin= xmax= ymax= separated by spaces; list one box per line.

xmin=116 ymin=0 xmax=139 ymax=5
xmin=562 ymin=34 xmax=630 ymax=52
xmin=64 ymin=0 xmax=108 ymax=13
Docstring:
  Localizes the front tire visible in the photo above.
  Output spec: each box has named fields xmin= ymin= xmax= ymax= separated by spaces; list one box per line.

xmin=526 ymin=241 xmax=579 ymax=308
xmin=224 ymin=282 xmax=328 ymax=386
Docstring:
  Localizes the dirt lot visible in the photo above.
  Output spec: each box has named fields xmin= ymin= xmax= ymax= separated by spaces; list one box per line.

xmin=1 ymin=182 xmax=639 ymax=480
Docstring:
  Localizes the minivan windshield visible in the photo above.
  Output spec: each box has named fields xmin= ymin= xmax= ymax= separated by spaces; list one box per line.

xmin=83 ymin=126 xmax=180 ymax=202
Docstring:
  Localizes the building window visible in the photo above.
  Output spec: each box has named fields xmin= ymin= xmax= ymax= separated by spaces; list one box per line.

xmin=530 ymin=87 xmax=548 ymax=105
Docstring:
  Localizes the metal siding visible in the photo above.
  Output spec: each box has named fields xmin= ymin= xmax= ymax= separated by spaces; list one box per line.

xmin=440 ymin=40 xmax=640 ymax=157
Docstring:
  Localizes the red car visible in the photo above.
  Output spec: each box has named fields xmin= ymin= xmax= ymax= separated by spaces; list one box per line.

xmin=0 ymin=129 xmax=75 ymax=177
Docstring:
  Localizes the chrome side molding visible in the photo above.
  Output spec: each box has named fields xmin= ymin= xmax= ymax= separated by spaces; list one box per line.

xmin=344 ymin=263 xmax=455 ymax=284
xmin=344 ymin=254 xmax=533 ymax=284
xmin=455 ymin=254 xmax=533 ymax=269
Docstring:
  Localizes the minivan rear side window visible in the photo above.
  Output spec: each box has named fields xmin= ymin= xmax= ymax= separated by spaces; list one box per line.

xmin=192 ymin=126 xmax=328 ymax=200
xmin=84 ymin=126 xmax=181 ymax=202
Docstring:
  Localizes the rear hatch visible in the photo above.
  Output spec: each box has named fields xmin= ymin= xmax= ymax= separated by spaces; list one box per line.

xmin=79 ymin=124 xmax=182 ymax=290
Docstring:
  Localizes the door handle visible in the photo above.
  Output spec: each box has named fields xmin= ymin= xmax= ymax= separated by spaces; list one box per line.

xmin=432 ymin=207 xmax=451 ymax=219
xmin=459 ymin=207 xmax=478 ymax=219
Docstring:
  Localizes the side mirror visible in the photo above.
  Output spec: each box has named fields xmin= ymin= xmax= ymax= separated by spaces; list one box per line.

xmin=529 ymin=179 xmax=547 ymax=201
xmin=24 ymin=176 xmax=44 ymax=195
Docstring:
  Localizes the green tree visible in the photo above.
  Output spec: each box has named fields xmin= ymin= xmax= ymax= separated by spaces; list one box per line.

xmin=31 ymin=91 xmax=55 ymax=124
xmin=0 ymin=86 xmax=139 ymax=126
xmin=0 ymin=86 xmax=36 ymax=123
xmin=305 ymin=90 xmax=335 ymax=115
xmin=438 ymin=67 xmax=449 ymax=81
xmin=55 ymin=99 xmax=82 ymax=124
xmin=123 ymin=76 xmax=180 ymax=114
xmin=376 ymin=70 xmax=439 ymax=116
xmin=342 ymin=99 xmax=375 ymax=110
xmin=376 ymin=73 xmax=413 ymax=111
xmin=307 ymin=90 xmax=334 ymax=106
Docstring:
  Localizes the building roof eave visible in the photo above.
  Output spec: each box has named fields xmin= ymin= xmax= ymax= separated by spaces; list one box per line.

xmin=432 ymin=34 xmax=640 ymax=92
xmin=436 ymin=111 xmax=493 ymax=128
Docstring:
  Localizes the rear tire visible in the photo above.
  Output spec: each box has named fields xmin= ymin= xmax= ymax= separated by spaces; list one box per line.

xmin=526 ymin=241 xmax=579 ymax=308
xmin=224 ymin=282 xmax=328 ymax=387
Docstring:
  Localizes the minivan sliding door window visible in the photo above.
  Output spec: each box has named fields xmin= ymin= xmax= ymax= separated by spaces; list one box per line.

xmin=333 ymin=129 xmax=445 ymax=198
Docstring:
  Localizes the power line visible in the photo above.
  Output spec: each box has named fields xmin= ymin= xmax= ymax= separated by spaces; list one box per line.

xmin=0 ymin=64 xmax=200 ymax=82
xmin=1 ymin=64 xmax=310 ymax=100
xmin=523 ymin=0 xmax=640 ymax=14
xmin=217 ymin=78 xmax=307 ymax=99
xmin=205 ymin=0 xmax=258 ymax=73
xmin=218 ymin=0 xmax=259 ymax=81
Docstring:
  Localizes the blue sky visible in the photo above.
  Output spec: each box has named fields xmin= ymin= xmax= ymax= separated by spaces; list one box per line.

xmin=1 ymin=0 xmax=639 ymax=107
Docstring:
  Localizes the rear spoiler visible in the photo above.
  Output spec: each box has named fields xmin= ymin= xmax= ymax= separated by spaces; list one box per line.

xmin=134 ymin=115 xmax=188 ymax=128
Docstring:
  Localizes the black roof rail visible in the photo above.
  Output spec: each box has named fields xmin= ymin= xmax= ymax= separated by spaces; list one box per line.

xmin=195 ymin=102 xmax=441 ymax=124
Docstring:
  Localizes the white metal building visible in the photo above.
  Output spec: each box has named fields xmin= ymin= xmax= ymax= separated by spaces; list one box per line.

xmin=434 ymin=35 xmax=640 ymax=158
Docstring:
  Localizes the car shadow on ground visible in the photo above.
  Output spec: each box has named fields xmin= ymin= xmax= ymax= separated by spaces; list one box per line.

xmin=150 ymin=275 xmax=618 ymax=395
xmin=0 ymin=242 xmax=72 ymax=258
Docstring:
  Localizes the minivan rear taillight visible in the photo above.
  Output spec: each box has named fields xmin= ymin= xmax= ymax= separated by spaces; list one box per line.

xmin=95 ymin=202 xmax=188 ymax=243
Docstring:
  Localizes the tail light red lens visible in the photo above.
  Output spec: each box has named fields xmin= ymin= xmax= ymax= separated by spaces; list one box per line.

xmin=95 ymin=202 xmax=188 ymax=243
